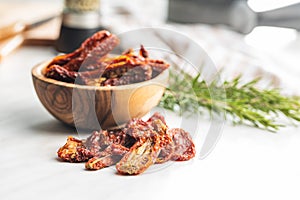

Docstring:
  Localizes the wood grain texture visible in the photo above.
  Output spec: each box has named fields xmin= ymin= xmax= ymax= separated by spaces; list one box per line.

xmin=32 ymin=61 xmax=169 ymax=130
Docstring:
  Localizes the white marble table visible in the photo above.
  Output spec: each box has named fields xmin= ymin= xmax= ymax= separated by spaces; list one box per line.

xmin=1 ymin=1 xmax=300 ymax=200
xmin=1 ymin=43 xmax=300 ymax=200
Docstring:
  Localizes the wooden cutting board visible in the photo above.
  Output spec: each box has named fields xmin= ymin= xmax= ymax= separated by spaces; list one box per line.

xmin=0 ymin=2 xmax=62 ymax=41
xmin=0 ymin=2 xmax=62 ymax=61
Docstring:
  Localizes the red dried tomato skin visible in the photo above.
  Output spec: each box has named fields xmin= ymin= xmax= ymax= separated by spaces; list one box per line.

xmin=84 ymin=131 xmax=109 ymax=155
xmin=81 ymin=129 xmax=132 ymax=171
xmin=116 ymin=116 xmax=172 ymax=175
xmin=155 ymin=141 xmax=174 ymax=164
xmin=110 ymin=143 xmax=129 ymax=155
xmin=167 ymin=128 xmax=196 ymax=161
xmin=45 ymin=30 xmax=119 ymax=78
xmin=79 ymin=33 xmax=120 ymax=71
xmin=57 ymin=113 xmax=196 ymax=175
xmin=45 ymin=65 xmax=78 ymax=83
xmin=47 ymin=50 xmax=81 ymax=68
xmin=46 ymin=31 xmax=117 ymax=71
xmin=57 ymin=136 xmax=93 ymax=163
xmin=124 ymin=118 xmax=153 ymax=139
xmin=173 ymin=143 xmax=196 ymax=161
xmin=147 ymin=112 xmax=167 ymax=125
xmin=116 ymin=138 xmax=160 ymax=175
xmin=139 ymin=45 xmax=149 ymax=58
xmin=45 ymin=30 xmax=169 ymax=87
xmin=148 ymin=59 xmax=169 ymax=78
xmin=85 ymin=155 xmax=123 ymax=170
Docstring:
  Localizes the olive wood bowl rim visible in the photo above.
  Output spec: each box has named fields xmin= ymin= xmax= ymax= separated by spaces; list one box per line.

xmin=32 ymin=60 xmax=169 ymax=91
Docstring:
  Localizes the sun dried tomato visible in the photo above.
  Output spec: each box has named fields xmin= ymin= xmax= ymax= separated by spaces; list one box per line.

xmin=124 ymin=118 xmax=153 ymax=139
xmin=148 ymin=59 xmax=169 ymax=78
xmin=116 ymin=114 xmax=173 ymax=174
xmin=155 ymin=143 xmax=174 ymax=164
xmin=45 ymin=30 xmax=169 ymax=86
xmin=147 ymin=112 xmax=167 ymax=125
xmin=139 ymin=45 xmax=149 ymax=58
xmin=49 ymin=31 xmax=119 ymax=72
xmin=85 ymin=143 xmax=129 ymax=170
xmin=45 ymin=65 xmax=78 ymax=83
xmin=85 ymin=155 xmax=123 ymax=170
xmin=57 ymin=113 xmax=196 ymax=175
xmin=57 ymin=136 xmax=93 ymax=162
xmin=107 ymin=129 xmax=136 ymax=148
xmin=168 ymin=128 xmax=196 ymax=161
xmin=116 ymin=137 xmax=160 ymax=175
xmin=84 ymin=130 xmax=110 ymax=155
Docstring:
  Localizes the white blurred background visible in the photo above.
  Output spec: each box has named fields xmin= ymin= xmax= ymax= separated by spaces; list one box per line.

xmin=0 ymin=0 xmax=299 ymax=93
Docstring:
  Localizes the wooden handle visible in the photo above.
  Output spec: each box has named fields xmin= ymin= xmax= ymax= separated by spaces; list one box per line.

xmin=0 ymin=35 xmax=24 ymax=62
xmin=0 ymin=22 xmax=26 ymax=41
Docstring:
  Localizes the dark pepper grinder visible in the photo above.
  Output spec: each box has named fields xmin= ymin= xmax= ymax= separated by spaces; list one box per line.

xmin=55 ymin=0 xmax=104 ymax=53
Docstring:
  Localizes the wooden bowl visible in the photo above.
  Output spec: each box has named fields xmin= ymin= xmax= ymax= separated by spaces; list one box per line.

xmin=32 ymin=60 xmax=169 ymax=130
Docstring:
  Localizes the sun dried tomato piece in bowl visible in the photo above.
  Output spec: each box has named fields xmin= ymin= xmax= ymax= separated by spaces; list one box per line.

xmin=45 ymin=30 xmax=169 ymax=86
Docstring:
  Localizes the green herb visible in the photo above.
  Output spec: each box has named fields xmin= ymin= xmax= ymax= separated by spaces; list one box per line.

xmin=159 ymin=70 xmax=300 ymax=132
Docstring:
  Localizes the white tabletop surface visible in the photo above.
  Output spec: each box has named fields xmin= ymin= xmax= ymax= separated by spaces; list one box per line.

xmin=1 ymin=1 xmax=300 ymax=200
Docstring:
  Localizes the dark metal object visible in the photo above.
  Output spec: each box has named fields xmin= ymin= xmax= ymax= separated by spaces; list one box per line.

xmin=168 ymin=0 xmax=300 ymax=34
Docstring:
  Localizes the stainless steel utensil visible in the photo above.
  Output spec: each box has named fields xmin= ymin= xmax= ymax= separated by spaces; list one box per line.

xmin=168 ymin=0 xmax=300 ymax=34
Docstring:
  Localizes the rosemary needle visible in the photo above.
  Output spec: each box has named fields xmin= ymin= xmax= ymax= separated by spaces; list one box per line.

xmin=159 ymin=70 xmax=300 ymax=132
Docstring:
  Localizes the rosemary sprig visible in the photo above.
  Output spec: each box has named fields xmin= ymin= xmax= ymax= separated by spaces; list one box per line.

xmin=159 ymin=70 xmax=300 ymax=132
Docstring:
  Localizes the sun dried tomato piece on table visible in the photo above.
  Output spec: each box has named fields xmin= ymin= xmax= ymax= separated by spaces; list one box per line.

xmin=57 ymin=112 xmax=196 ymax=175
xmin=168 ymin=128 xmax=196 ymax=161
xmin=116 ymin=115 xmax=172 ymax=175
xmin=115 ymin=137 xmax=160 ymax=175
xmin=147 ymin=115 xmax=175 ymax=164
xmin=85 ymin=143 xmax=129 ymax=170
xmin=57 ymin=136 xmax=93 ymax=162
xmin=84 ymin=130 xmax=110 ymax=155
